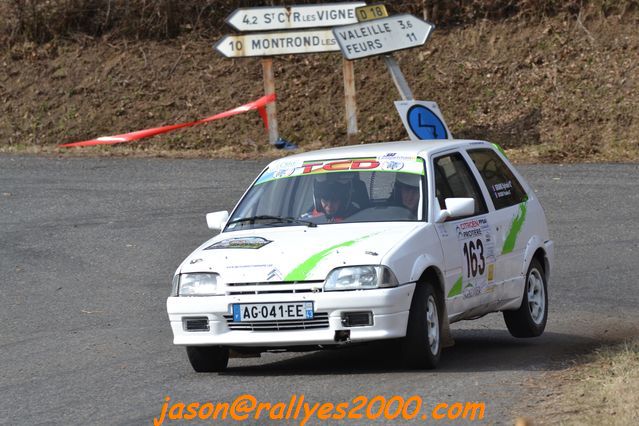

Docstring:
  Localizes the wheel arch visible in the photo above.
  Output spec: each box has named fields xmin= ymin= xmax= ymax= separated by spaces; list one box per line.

xmin=522 ymin=236 xmax=550 ymax=281
xmin=414 ymin=265 xmax=454 ymax=348
xmin=415 ymin=265 xmax=445 ymax=297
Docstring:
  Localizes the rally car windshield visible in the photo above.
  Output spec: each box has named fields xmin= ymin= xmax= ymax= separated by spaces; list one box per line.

xmin=225 ymin=158 xmax=427 ymax=231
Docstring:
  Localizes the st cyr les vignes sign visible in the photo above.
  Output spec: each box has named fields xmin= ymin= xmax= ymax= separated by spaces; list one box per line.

xmin=226 ymin=2 xmax=365 ymax=32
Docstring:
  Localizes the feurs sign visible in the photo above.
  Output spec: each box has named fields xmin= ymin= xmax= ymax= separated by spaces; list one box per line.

xmin=333 ymin=14 xmax=435 ymax=60
xmin=336 ymin=21 xmax=393 ymax=54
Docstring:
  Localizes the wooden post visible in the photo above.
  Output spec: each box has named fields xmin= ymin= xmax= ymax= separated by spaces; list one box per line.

xmin=342 ymin=58 xmax=358 ymax=143
xmin=261 ymin=58 xmax=279 ymax=145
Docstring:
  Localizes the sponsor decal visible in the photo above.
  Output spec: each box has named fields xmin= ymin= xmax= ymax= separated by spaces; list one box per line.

xmin=256 ymin=157 xmax=424 ymax=185
xmin=379 ymin=159 xmax=404 ymax=171
xmin=487 ymin=263 xmax=495 ymax=282
xmin=453 ymin=217 xmax=497 ymax=298
xmin=502 ymin=202 xmax=527 ymax=254
xmin=206 ymin=237 xmax=272 ymax=250
xmin=491 ymin=180 xmax=513 ymax=199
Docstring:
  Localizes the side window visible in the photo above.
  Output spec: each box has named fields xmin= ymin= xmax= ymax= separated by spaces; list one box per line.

xmin=467 ymin=149 xmax=528 ymax=210
xmin=434 ymin=153 xmax=487 ymax=216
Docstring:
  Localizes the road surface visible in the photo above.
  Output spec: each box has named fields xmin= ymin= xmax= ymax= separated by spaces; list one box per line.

xmin=1 ymin=156 xmax=637 ymax=425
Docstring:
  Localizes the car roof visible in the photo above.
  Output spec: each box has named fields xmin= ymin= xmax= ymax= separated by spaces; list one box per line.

xmin=269 ymin=139 xmax=494 ymax=165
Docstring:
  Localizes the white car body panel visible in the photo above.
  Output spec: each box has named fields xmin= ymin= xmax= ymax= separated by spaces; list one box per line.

xmin=166 ymin=139 xmax=553 ymax=350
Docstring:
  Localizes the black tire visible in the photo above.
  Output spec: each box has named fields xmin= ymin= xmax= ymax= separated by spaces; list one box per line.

xmin=401 ymin=282 xmax=442 ymax=369
xmin=503 ymin=258 xmax=548 ymax=338
xmin=186 ymin=346 xmax=229 ymax=372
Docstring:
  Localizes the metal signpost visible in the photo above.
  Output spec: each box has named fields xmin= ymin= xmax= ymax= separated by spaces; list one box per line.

xmin=333 ymin=12 xmax=446 ymax=138
xmin=217 ymin=2 xmax=365 ymax=146
xmin=216 ymin=3 xmax=441 ymax=145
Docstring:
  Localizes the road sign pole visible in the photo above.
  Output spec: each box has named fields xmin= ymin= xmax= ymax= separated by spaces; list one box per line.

xmin=383 ymin=55 xmax=414 ymax=101
xmin=342 ymin=58 xmax=358 ymax=142
xmin=261 ymin=58 xmax=279 ymax=145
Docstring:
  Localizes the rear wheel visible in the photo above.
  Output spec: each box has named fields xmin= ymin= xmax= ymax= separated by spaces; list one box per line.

xmin=503 ymin=258 xmax=548 ymax=337
xmin=402 ymin=282 xmax=442 ymax=369
xmin=186 ymin=346 xmax=229 ymax=372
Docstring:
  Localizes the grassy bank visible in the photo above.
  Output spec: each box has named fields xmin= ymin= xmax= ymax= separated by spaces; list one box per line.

xmin=1 ymin=2 xmax=638 ymax=162
xmin=523 ymin=339 xmax=639 ymax=424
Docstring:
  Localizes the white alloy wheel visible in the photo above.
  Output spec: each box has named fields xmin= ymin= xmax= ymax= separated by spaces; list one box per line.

xmin=402 ymin=282 xmax=442 ymax=369
xmin=427 ymin=295 xmax=440 ymax=354
xmin=503 ymin=258 xmax=548 ymax=338
xmin=527 ymin=268 xmax=545 ymax=325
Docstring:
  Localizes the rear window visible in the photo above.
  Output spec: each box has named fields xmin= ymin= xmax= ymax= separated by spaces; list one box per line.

xmin=467 ymin=149 xmax=528 ymax=210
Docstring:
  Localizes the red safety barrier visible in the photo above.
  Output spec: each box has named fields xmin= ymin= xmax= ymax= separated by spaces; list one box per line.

xmin=60 ymin=94 xmax=275 ymax=148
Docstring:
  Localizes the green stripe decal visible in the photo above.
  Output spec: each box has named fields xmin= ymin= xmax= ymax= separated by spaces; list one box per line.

xmin=492 ymin=142 xmax=507 ymax=158
xmin=502 ymin=202 xmax=527 ymax=254
xmin=447 ymin=275 xmax=463 ymax=298
xmin=284 ymin=235 xmax=372 ymax=281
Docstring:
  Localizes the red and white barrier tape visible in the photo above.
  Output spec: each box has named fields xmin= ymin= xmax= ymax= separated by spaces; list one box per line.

xmin=60 ymin=94 xmax=275 ymax=148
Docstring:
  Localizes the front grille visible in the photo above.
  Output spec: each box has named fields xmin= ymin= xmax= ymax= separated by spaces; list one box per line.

xmin=223 ymin=312 xmax=329 ymax=331
xmin=225 ymin=281 xmax=324 ymax=296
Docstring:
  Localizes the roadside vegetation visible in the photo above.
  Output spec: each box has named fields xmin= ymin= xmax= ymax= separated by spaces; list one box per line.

xmin=529 ymin=339 xmax=639 ymax=425
xmin=1 ymin=0 xmax=637 ymax=162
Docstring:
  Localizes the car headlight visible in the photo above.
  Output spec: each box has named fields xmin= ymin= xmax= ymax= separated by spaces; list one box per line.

xmin=170 ymin=274 xmax=180 ymax=296
xmin=176 ymin=273 xmax=223 ymax=296
xmin=324 ymin=266 xmax=399 ymax=291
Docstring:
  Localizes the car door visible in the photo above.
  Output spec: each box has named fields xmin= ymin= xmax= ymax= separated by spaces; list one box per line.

xmin=430 ymin=151 xmax=499 ymax=320
xmin=465 ymin=148 xmax=530 ymax=304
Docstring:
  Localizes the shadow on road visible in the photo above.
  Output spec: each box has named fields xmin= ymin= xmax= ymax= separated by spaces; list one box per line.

xmin=220 ymin=329 xmax=631 ymax=377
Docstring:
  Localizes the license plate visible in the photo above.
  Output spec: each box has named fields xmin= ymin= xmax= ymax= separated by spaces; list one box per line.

xmin=232 ymin=302 xmax=314 ymax=322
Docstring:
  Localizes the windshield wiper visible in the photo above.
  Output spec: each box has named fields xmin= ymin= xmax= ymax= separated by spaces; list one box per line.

xmin=227 ymin=215 xmax=317 ymax=227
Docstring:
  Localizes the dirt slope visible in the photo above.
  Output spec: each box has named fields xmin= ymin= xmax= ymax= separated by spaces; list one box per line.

xmin=1 ymin=9 xmax=637 ymax=162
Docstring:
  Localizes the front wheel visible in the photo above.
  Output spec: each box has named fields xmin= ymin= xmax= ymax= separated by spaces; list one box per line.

xmin=401 ymin=282 xmax=442 ymax=369
xmin=503 ymin=258 xmax=548 ymax=337
xmin=186 ymin=346 xmax=229 ymax=372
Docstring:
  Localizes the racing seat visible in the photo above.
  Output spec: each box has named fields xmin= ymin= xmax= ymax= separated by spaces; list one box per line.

xmin=350 ymin=177 xmax=370 ymax=210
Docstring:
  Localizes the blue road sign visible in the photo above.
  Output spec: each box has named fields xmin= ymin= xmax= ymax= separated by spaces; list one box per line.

xmin=407 ymin=105 xmax=448 ymax=140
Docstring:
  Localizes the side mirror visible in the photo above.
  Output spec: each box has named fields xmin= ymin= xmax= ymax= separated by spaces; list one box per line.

xmin=206 ymin=211 xmax=229 ymax=231
xmin=435 ymin=198 xmax=475 ymax=223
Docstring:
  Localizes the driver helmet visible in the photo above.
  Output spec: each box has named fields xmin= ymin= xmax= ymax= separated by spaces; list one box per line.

xmin=395 ymin=173 xmax=420 ymax=190
xmin=313 ymin=173 xmax=353 ymax=217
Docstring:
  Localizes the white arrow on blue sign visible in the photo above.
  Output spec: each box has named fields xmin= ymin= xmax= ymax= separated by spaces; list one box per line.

xmin=226 ymin=2 xmax=365 ymax=32
xmin=333 ymin=14 xmax=435 ymax=60
xmin=394 ymin=101 xmax=453 ymax=141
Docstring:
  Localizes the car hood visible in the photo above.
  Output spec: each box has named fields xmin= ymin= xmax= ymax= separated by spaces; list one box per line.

xmin=179 ymin=222 xmax=421 ymax=283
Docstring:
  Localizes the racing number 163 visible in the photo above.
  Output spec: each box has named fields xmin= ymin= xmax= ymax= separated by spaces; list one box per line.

xmin=463 ymin=239 xmax=485 ymax=278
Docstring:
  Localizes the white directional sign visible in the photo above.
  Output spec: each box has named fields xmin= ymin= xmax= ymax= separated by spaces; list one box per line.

xmin=332 ymin=14 xmax=435 ymax=60
xmin=215 ymin=29 xmax=340 ymax=58
xmin=226 ymin=2 xmax=365 ymax=32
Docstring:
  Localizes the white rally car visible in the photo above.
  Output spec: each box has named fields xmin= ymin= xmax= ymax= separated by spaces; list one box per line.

xmin=167 ymin=140 xmax=553 ymax=372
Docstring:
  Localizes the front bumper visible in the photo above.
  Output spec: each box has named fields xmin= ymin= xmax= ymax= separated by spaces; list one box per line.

xmin=166 ymin=284 xmax=416 ymax=347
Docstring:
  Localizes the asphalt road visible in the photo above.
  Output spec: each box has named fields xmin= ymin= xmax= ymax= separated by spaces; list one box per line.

xmin=1 ymin=156 xmax=638 ymax=425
